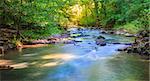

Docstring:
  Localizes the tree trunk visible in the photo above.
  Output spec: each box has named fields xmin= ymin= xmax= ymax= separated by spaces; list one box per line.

xmin=101 ymin=0 xmax=106 ymax=17
xmin=93 ymin=0 xmax=100 ymax=27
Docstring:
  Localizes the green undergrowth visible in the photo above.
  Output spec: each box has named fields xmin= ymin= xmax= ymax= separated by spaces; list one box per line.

xmin=22 ymin=26 xmax=62 ymax=40
xmin=114 ymin=21 xmax=144 ymax=34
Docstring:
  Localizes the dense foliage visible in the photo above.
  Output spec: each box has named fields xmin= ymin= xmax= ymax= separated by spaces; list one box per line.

xmin=0 ymin=0 xmax=149 ymax=39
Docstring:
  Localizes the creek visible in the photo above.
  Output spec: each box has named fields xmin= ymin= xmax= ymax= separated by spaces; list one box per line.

xmin=0 ymin=28 xmax=149 ymax=81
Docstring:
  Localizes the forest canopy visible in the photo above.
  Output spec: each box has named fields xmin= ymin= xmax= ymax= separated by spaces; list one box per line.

xmin=0 ymin=0 xmax=149 ymax=39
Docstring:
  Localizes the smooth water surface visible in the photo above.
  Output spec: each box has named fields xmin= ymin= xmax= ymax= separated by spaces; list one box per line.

xmin=0 ymin=28 xmax=149 ymax=81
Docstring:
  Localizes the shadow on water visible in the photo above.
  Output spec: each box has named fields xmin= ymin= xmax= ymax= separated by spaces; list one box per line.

xmin=0 ymin=28 xmax=149 ymax=81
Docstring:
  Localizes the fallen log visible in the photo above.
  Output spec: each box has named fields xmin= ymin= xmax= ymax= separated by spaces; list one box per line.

xmin=0 ymin=65 xmax=14 ymax=70
xmin=17 ymin=44 xmax=49 ymax=49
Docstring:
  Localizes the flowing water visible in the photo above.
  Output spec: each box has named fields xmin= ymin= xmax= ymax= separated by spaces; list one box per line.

xmin=0 ymin=28 xmax=149 ymax=81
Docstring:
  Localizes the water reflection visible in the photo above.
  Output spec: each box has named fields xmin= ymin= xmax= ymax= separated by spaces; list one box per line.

xmin=42 ymin=53 xmax=76 ymax=61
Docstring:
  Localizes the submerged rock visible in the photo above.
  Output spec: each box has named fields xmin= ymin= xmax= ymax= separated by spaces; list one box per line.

xmin=97 ymin=35 xmax=105 ymax=39
xmin=73 ymin=38 xmax=83 ymax=42
xmin=117 ymin=48 xmax=127 ymax=51
xmin=70 ymin=33 xmax=82 ymax=38
xmin=101 ymin=30 xmax=107 ymax=34
xmin=124 ymin=43 xmax=133 ymax=45
xmin=112 ymin=42 xmax=121 ymax=44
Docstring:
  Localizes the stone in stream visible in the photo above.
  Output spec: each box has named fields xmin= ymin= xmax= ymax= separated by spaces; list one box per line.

xmin=112 ymin=42 xmax=121 ymax=44
xmin=124 ymin=30 xmax=150 ymax=56
xmin=32 ymin=39 xmax=54 ymax=44
xmin=97 ymin=35 xmax=105 ymax=39
xmin=63 ymin=41 xmax=75 ymax=44
xmin=73 ymin=38 xmax=83 ymax=42
xmin=8 ymin=44 xmax=15 ymax=49
xmin=96 ymin=35 xmax=106 ymax=46
xmin=70 ymin=33 xmax=82 ymax=38
xmin=99 ymin=43 xmax=106 ymax=46
xmin=112 ymin=42 xmax=133 ymax=45
xmin=101 ymin=30 xmax=107 ymax=34
xmin=124 ymin=43 xmax=133 ymax=45
xmin=117 ymin=48 xmax=127 ymax=51
xmin=32 ymin=37 xmax=76 ymax=44
xmin=109 ymin=31 xmax=115 ymax=34
xmin=124 ymin=33 xmax=136 ymax=37
xmin=88 ymin=42 xmax=92 ymax=44
xmin=0 ymin=41 xmax=4 ymax=46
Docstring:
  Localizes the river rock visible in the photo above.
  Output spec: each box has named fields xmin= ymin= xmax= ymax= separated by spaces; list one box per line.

xmin=32 ymin=39 xmax=53 ymax=44
xmin=117 ymin=48 xmax=127 ymax=51
xmin=70 ymin=33 xmax=82 ymax=38
xmin=124 ymin=30 xmax=150 ymax=56
xmin=63 ymin=41 xmax=74 ymax=44
xmin=73 ymin=38 xmax=83 ymax=42
xmin=124 ymin=43 xmax=133 ymax=45
xmin=96 ymin=35 xmax=106 ymax=46
xmin=101 ymin=30 xmax=107 ymax=34
xmin=97 ymin=35 xmax=105 ymax=39
xmin=109 ymin=31 xmax=115 ymax=34
xmin=124 ymin=33 xmax=136 ymax=37
xmin=112 ymin=42 xmax=121 ymax=44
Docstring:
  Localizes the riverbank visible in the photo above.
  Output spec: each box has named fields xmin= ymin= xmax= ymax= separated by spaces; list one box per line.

xmin=96 ymin=28 xmax=149 ymax=59
xmin=0 ymin=26 xmax=17 ymax=54
xmin=122 ymin=30 xmax=149 ymax=58
xmin=101 ymin=28 xmax=149 ymax=60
